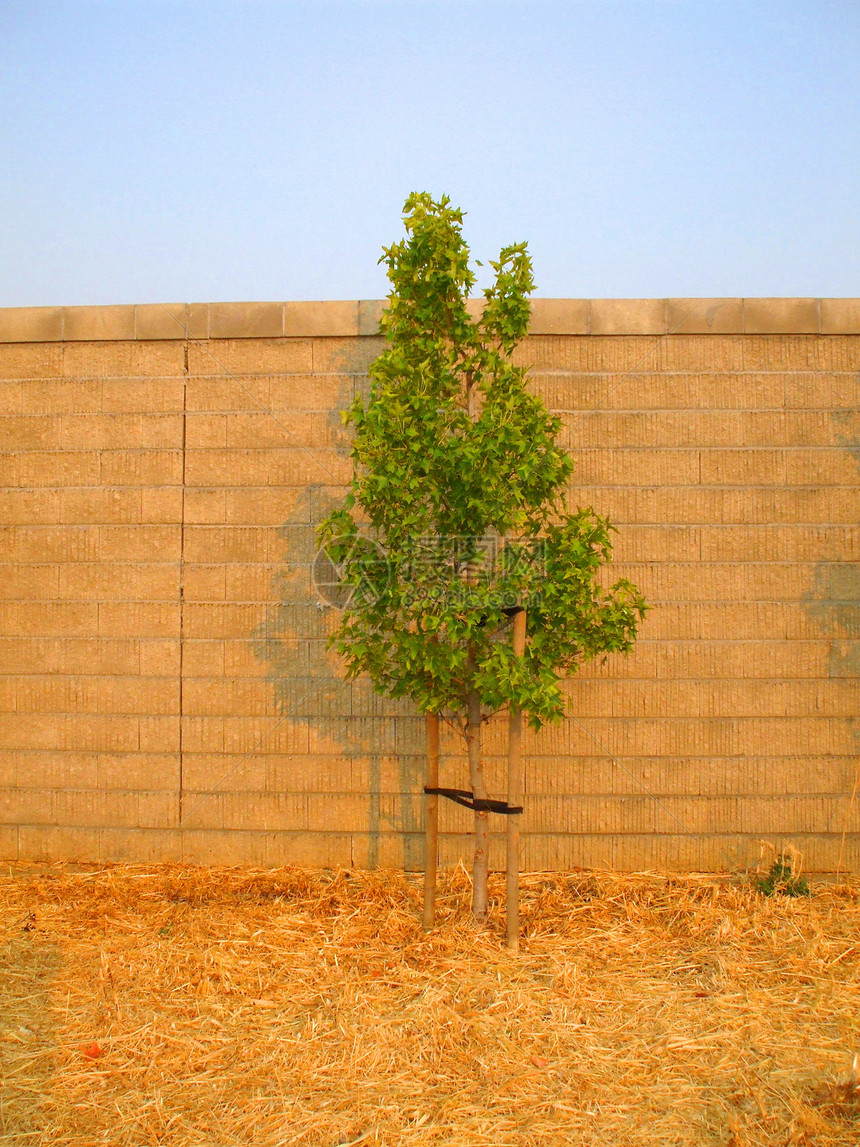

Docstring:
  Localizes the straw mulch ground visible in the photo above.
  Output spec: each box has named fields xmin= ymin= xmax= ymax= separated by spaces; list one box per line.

xmin=1 ymin=863 xmax=858 ymax=1146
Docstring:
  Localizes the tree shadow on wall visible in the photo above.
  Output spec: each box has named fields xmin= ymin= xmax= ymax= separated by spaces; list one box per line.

xmin=251 ymin=346 xmax=425 ymax=869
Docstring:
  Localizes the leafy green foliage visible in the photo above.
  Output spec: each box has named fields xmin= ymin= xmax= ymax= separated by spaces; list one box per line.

xmin=757 ymin=854 xmax=811 ymax=898
xmin=318 ymin=192 xmax=647 ymax=731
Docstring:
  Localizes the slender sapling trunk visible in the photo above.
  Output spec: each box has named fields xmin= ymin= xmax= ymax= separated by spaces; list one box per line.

xmin=506 ymin=608 xmax=527 ymax=951
xmin=422 ymin=712 xmax=440 ymax=929
xmin=466 ymin=687 xmax=489 ymax=921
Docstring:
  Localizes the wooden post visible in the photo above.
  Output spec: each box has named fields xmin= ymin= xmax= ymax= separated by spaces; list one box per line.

xmin=467 ymin=687 xmax=489 ymax=921
xmin=506 ymin=609 xmax=527 ymax=951
xmin=422 ymin=712 xmax=440 ymax=930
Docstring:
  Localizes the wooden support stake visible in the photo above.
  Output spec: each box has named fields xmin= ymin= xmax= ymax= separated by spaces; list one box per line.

xmin=422 ymin=712 xmax=440 ymax=930
xmin=506 ymin=609 xmax=527 ymax=951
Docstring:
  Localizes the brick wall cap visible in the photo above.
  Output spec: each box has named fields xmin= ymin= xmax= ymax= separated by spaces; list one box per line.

xmin=0 ymin=299 xmax=857 ymax=341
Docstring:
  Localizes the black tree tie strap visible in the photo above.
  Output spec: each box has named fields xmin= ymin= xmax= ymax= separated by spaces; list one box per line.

xmin=423 ymin=787 xmax=523 ymax=815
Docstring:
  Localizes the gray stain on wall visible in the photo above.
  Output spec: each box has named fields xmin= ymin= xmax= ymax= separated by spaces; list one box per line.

xmin=801 ymin=379 xmax=860 ymax=682
xmin=801 ymin=376 xmax=859 ymax=807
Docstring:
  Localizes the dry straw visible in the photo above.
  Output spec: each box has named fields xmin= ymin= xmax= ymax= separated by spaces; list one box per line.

xmin=1 ymin=863 xmax=858 ymax=1146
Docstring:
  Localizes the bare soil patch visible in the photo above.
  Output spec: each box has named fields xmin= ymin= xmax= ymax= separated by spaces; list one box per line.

xmin=1 ymin=863 xmax=858 ymax=1145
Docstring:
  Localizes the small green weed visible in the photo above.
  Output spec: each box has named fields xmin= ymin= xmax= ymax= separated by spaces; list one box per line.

xmin=756 ymin=842 xmax=811 ymax=897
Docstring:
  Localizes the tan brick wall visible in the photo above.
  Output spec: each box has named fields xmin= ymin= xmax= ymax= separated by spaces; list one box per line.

xmin=1 ymin=299 xmax=857 ymax=873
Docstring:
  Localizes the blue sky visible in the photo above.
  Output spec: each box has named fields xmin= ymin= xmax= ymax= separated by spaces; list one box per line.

xmin=1 ymin=0 xmax=858 ymax=306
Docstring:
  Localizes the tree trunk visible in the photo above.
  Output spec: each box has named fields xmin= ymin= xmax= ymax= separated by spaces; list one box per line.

xmin=466 ymin=687 xmax=488 ymax=921
xmin=506 ymin=608 xmax=527 ymax=951
xmin=422 ymin=712 xmax=440 ymax=930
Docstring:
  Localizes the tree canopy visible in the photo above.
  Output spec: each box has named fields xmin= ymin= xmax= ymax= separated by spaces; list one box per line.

xmin=318 ymin=191 xmax=647 ymax=732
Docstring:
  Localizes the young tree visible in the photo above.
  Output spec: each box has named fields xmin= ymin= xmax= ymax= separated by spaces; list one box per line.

xmin=319 ymin=193 xmax=646 ymax=921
